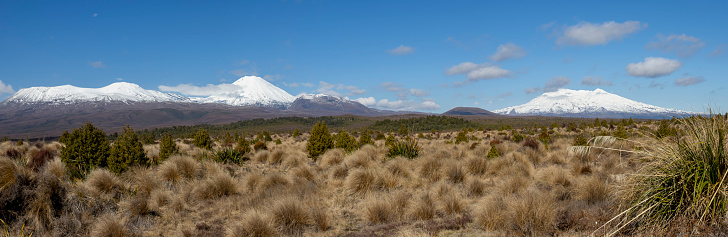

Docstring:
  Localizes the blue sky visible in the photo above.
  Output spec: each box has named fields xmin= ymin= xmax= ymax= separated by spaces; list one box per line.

xmin=1 ymin=1 xmax=726 ymax=113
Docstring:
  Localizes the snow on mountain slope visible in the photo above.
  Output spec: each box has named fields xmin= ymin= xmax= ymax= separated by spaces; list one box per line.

xmin=190 ymin=76 xmax=295 ymax=107
xmin=3 ymin=82 xmax=188 ymax=105
xmin=493 ymin=88 xmax=691 ymax=118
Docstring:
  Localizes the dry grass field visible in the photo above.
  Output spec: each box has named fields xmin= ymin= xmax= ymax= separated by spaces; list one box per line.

xmin=1 ymin=118 xmax=727 ymax=236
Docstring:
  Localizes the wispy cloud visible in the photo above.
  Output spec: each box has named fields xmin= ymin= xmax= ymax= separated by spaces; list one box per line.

xmin=708 ymin=44 xmax=726 ymax=58
xmin=283 ymin=82 xmax=313 ymax=87
xmin=316 ymin=81 xmax=366 ymax=97
xmin=387 ymin=45 xmax=414 ymax=55
xmin=355 ymin=97 xmax=440 ymax=111
xmin=490 ymin=43 xmax=527 ymax=62
xmin=674 ymin=76 xmax=705 ymax=87
xmin=626 ymin=57 xmax=682 ymax=78
xmin=646 ymin=34 xmax=705 ymax=58
xmin=0 ymin=80 xmax=14 ymax=95
xmin=581 ymin=76 xmax=613 ymax=86
xmin=557 ymin=21 xmax=646 ymax=46
xmin=158 ymin=83 xmax=240 ymax=96
xmin=90 ymin=61 xmax=105 ymax=68
xmin=524 ymin=76 xmax=571 ymax=94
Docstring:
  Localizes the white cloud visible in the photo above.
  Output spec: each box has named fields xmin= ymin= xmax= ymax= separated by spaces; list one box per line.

xmin=466 ymin=66 xmax=512 ymax=80
xmin=92 ymin=13 xmax=98 ymax=18
xmin=544 ymin=76 xmax=571 ymax=92
xmin=524 ymin=87 xmax=541 ymax=94
xmin=557 ymin=21 xmax=646 ymax=46
xmin=355 ymin=97 xmax=440 ymax=111
xmin=708 ymin=44 xmax=726 ymax=58
xmin=445 ymin=62 xmax=480 ymax=75
xmin=409 ymin=89 xmax=430 ymax=97
xmin=158 ymin=83 xmax=240 ymax=96
xmin=263 ymin=74 xmax=284 ymax=81
xmin=675 ymin=76 xmax=705 ymax=87
xmin=316 ymin=81 xmax=366 ymax=97
xmin=283 ymin=82 xmax=313 ymax=87
xmin=381 ymin=82 xmax=405 ymax=92
xmin=229 ymin=69 xmax=258 ymax=77
xmin=0 ymin=80 xmax=14 ymax=95
xmin=646 ymin=34 xmax=705 ymax=58
xmin=626 ymin=57 xmax=682 ymax=78
xmin=581 ymin=76 xmax=613 ymax=86
xmin=115 ymin=77 xmax=124 ymax=81
xmin=387 ymin=45 xmax=414 ymax=55
xmin=90 ymin=61 xmax=105 ymax=68
xmin=490 ymin=43 xmax=527 ymax=62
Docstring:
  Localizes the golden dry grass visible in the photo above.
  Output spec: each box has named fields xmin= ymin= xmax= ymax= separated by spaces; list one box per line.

xmin=0 ymin=123 xmax=678 ymax=236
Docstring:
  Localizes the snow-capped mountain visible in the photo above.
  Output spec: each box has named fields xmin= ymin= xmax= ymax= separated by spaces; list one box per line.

xmin=190 ymin=76 xmax=295 ymax=108
xmin=493 ymin=88 xmax=692 ymax=119
xmin=2 ymin=82 xmax=188 ymax=105
xmin=288 ymin=93 xmax=390 ymax=116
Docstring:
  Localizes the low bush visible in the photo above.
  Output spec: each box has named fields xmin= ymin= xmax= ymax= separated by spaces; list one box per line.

xmin=213 ymin=148 xmax=245 ymax=164
xmin=386 ymin=138 xmax=420 ymax=159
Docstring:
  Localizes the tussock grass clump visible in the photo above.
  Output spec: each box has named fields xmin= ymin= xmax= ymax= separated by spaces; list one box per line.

xmin=408 ymin=192 xmax=437 ymax=221
xmin=271 ymin=198 xmax=310 ymax=235
xmin=509 ymin=189 xmax=557 ymax=236
xmin=0 ymin=157 xmax=17 ymax=190
xmin=252 ymin=150 xmax=269 ymax=163
xmin=267 ymin=149 xmax=285 ymax=164
xmin=361 ymin=197 xmax=395 ymax=224
xmin=86 ymin=169 xmax=126 ymax=198
xmin=444 ymin=163 xmax=466 ymax=184
xmin=576 ymin=175 xmax=611 ymax=204
xmin=193 ymin=172 xmax=239 ymax=200
xmin=474 ymin=195 xmax=508 ymax=231
xmin=90 ymin=214 xmax=130 ymax=237
xmin=418 ymin=156 xmax=442 ymax=182
xmin=345 ymin=168 xmax=378 ymax=196
xmin=27 ymin=148 xmax=55 ymax=171
xmin=319 ymin=148 xmax=345 ymax=169
xmin=157 ymin=155 xmax=200 ymax=183
xmin=465 ymin=156 xmax=488 ymax=176
xmin=228 ymin=209 xmax=277 ymax=237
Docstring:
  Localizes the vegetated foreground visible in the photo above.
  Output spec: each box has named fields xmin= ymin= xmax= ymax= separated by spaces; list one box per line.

xmin=1 ymin=116 xmax=727 ymax=236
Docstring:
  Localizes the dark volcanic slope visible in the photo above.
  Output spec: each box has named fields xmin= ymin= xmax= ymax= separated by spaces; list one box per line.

xmin=442 ymin=107 xmax=497 ymax=116
xmin=0 ymin=102 xmax=306 ymax=138
xmin=287 ymin=95 xmax=402 ymax=117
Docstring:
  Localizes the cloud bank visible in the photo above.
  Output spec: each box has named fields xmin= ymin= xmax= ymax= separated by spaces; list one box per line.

xmin=355 ymin=97 xmax=440 ymax=111
xmin=674 ymin=76 xmax=705 ymax=87
xmin=581 ymin=76 xmax=613 ymax=86
xmin=0 ymin=80 xmax=14 ymax=95
xmin=557 ymin=21 xmax=646 ymax=46
xmin=490 ymin=43 xmax=526 ymax=62
xmin=646 ymin=34 xmax=705 ymax=58
xmin=626 ymin=57 xmax=682 ymax=78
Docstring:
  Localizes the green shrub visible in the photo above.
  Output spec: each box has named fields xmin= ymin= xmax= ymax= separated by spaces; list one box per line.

xmin=512 ymin=132 xmax=525 ymax=143
xmin=307 ymin=121 xmax=334 ymax=160
xmin=386 ymin=138 xmax=420 ymax=159
xmin=293 ymin=128 xmax=302 ymax=138
xmin=60 ymin=122 xmax=110 ymax=177
xmin=486 ymin=146 xmax=500 ymax=159
xmin=140 ymin=133 xmax=156 ymax=145
xmin=655 ymin=120 xmax=678 ymax=138
xmin=275 ymin=139 xmax=282 ymax=145
xmin=236 ymin=136 xmax=251 ymax=153
xmin=613 ymin=126 xmax=629 ymax=139
xmin=159 ymin=133 xmax=178 ymax=161
xmin=108 ymin=125 xmax=148 ymax=174
xmin=254 ymin=141 xmax=267 ymax=151
xmin=572 ymin=134 xmax=588 ymax=146
xmin=455 ymin=131 xmax=468 ymax=144
xmin=257 ymin=131 xmax=273 ymax=142
xmin=214 ymin=148 xmax=245 ymax=164
xmin=398 ymin=125 xmax=409 ymax=136
xmin=193 ymin=129 xmax=213 ymax=150
xmin=358 ymin=129 xmax=374 ymax=147
xmin=385 ymin=134 xmax=396 ymax=147
xmin=334 ymin=129 xmax=357 ymax=153
xmin=375 ymin=132 xmax=386 ymax=140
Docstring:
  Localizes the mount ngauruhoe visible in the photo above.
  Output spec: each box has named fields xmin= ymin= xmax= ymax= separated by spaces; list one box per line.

xmin=493 ymin=88 xmax=692 ymax=119
xmin=0 ymin=76 xmax=401 ymax=138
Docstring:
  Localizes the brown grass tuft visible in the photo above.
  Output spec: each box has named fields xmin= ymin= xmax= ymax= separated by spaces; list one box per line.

xmin=228 ymin=209 xmax=277 ymax=237
xmin=464 ymin=156 xmax=488 ymax=176
xmin=345 ymin=168 xmax=378 ymax=196
xmin=90 ymin=214 xmax=129 ymax=237
xmin=418 ymin=156 xmax=442 ymax=182
xmin=319 ymin=148 xmax=345 ymax=169
xmin=409 ymin=192 xmax=437 ymax=221
xmin=509 ymin=189 xmax=557 ymax=236
xmin=0 ymin=156 xmax=17 ymax=190
xmin=268 ymin=149 xmax=284 ymax=164
xmin=86 ymin=169 xmax=126 ymax=198
xmin=310 ymin=205 xmax=330 ymax=232
xmin=443 ymin=163 xmax=466 ymax=184
xmin=361 ymin=196 xmax=395 ymax=224
xmin=328 ymin=164 xmax=348 ymax=180
xmin=157 ymin=155 xmax=200 ymax=184
xmin=44 ymin=158 xmax=66 ymax=179
xmin=271 ymin=198 xmax=310 ymax=235
xmin=474 ymin=195 xmax=508 ymax=231
xmin=259 ymin=173 xmax=290 ymax=192
xmin=27 ymin=148 xmax=55 ymax=171
xmin=467 ymin=178 xmax=487 ymax=197
xmin=252 ymin=150 xmax=269 ymax=163
xmin=193 ymin=172 xmax=239 ymax=200
xmin=523 ymin=137 xmax=540 ymax=150
xmin=576 ymin=175 xmax=611 ymax=204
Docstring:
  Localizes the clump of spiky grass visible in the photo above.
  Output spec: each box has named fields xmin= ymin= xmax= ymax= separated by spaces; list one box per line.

xmin=387 ymin=138 xmax=420 ymax=159
xmin=0 ymin=157 xmax=17 ymax=190
xmin=271 ymin=198 xmax=310 ymax=235
xmin=584 ymin=114 xmax=728 ymax=235
xmin=228 ymin=209 xmax=277 ymax=237
xmin=361 ymin=196 xmax=395 ymax=224
xmin=345 ymin=168 xmax=378 ymax=196
xmin=90 ymin=214 xmax=129 ymax=237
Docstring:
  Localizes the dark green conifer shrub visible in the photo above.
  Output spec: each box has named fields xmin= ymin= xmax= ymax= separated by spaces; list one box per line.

xmin=275 ymin=139 xmax=282 ymax=145
xmin=573 ymin=134 xmax=588 ymax=146
xmin=486 ymin=146 xmax=500 ymax=159
xmin=358 ymin=129 xmax=374 ymax=147
xmin=214 ymin=148 xmax=245 ymax=164
xmin=254 ymin=141 xmax=267 ymax=151
xmin=386 ymin=138 xmax=420 ymax=159
xmin=512 ymin=132 xmax=525 ymax=143
xmin=237 ymin=136 xmax=251 ymax=154
xmin=455 ymin=131 xmax=469 ymax=144
xmin=108 ymin=125 xmax=148 ymax=174
xmin=193 ymin=129 xmax=213 ymax=150
xmin=306 ymin=121 xmax=334 ymax=160
xmin=60 ymin=122 xmax=110 ymax=178
xmin=159 ymin=133 xmax=178 ymax=161
xmin=334 ymin=129 xmax=357 ymax=153
xmin=374 ymin=132 xmax=386 ymax=140
xmin=398 ymin=124 xmax=409 ymax=136
xmin=385 ymin=134 xmax=396 ymax=147
xmin=293 ymin=128 xmax=302 ymax=138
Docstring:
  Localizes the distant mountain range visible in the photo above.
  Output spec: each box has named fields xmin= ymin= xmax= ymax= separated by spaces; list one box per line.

xmin=0 ymin=78 xmax=694 ymax=138
xmin=0 ymin=77 xmax=408 ymax=138
xmin=493 ymin=88 xmax=693 ymax=119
